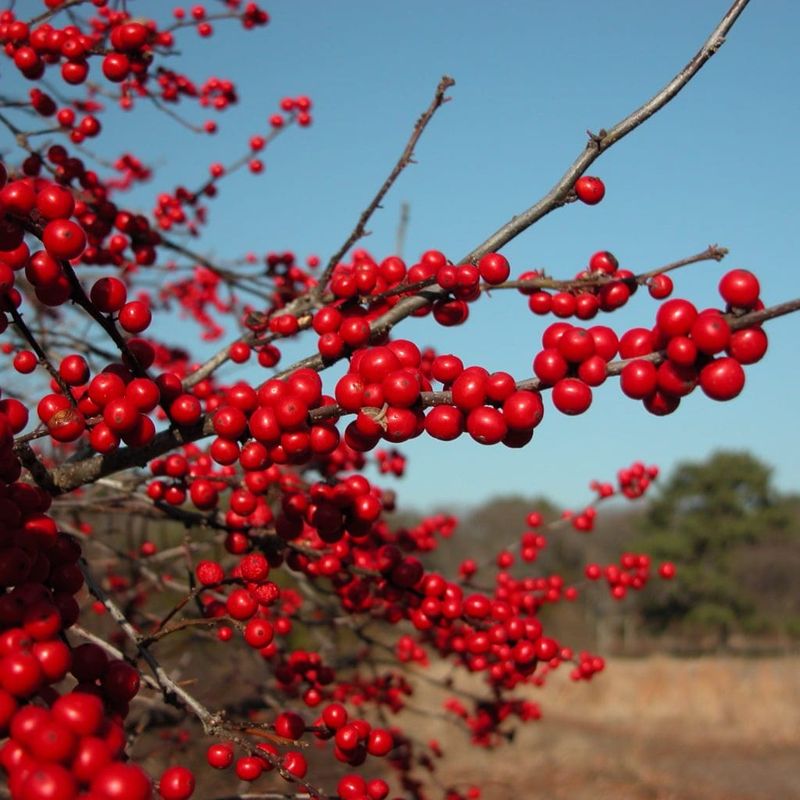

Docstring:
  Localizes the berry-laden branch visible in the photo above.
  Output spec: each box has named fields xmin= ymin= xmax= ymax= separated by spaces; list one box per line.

xmin=78 ymin=558 xmax=333 ymax=799
xmin=34 ymin=274 xmax=798 ymax=494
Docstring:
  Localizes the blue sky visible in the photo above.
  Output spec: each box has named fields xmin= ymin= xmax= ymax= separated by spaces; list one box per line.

xmin=7 ymin=1 xmax=800 ymax=510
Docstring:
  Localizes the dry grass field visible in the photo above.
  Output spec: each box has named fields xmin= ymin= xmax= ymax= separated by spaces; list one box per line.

xmin=129 ymin=653 xmax=800 ymax=799
xmin=416 ymin=656 xmax=800 ymax=800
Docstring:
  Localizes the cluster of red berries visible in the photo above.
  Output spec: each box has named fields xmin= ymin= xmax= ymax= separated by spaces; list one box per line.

xmin=587 ymin=461 xmax=659 ymax=501
xmin=330 ymin=341 xmax=545 ymax=450
xmin=620 ymin=268 xmax=765 ymax=412
xmin=33 ymin=335 xmax=161 ymax=450
xmin=270 ymin=648 xmax=336 ymax=706
xmin=531 ymin=321 xmax=620 ymax=414
xmin=203 ymin=706 xmax=393 ymax=788
xmin=1 ymin=150 xmax=163 ymax=271
xmin=616 ymin=462 xmax=659 ymax=498
xmin=585 ymin=553 xmax=675 ymax=600
xmin=1 ymin=3 xmax=266 ymax=92
xmin=194 ymin=552 xmax=283 ymax=648
xmin=208 ymin=738 xmax=309 ymax=784
xmin=523 ymin=249 xmax=639 ymax=320
xmin=160 ymin=266 xmax=231 ymax=341
xmin=0 ymin=403 xmax=203 ymax=799
xmin=375 ymin=447 xmax=406 ymax=476
xmin=174 ymin=3 xmax=269 ymax=36
xmin=1 ymin=8 xmax=170 ymax=87
xmin=526 ymin=266 xmax=765 ymax=417
xmin=322 ymin=249 xmax=508 ymax=335
xmin=151 ymin=94 xmax=312 ymax=234
xmin=146 ymin=450 xmax=649 ymax=761
xmin=444 ymin=695 xmax=541 ymax=746
xmin=106 ymin=154 xmax=152 ymax=193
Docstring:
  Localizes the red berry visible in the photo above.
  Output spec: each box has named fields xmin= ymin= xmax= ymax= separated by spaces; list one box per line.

xmin=101 ymin=660 xmax=140 ymax=702
xmin=557 ymin=328 xmax=595 ymax=363
xmin=589 ymin=326 xmax=619 ymax=360
xmin=207 ymin=743 xmax=234 ymax=769
xmin=170 ymin=394 xmax=202 ymax=426
xmin=0 ymin=651 xmax=43 ymax=696
xmin=274 ymin=711 xmax=305 ymax=741
xmin=727 ymin=327 xmax=768 ymax=364
xmin=48 ymin=407 xmax=86 ymax=442
xmin=533 ymin=348 xmax=568 ymax=384
xmin=235 ymin=756 xmax=263 ymax=781
xmin=158 ymin=766 xmax=195 ymax=800
xmin=102 ymin=52 xmax=130 ymax=82
xmin=574 ymin=176 xmax=605 ymax=204
xmin=42 ymin=219 xmax=86 ymax=260
xmin=118 ymin=301 xmax=151 ymax=333
xmin=690 ymin=311 xmax=730 ymax=355
xmin=466 ymin=405 xmax=507 ymax=445
xmin=282 ymin=751 xmax=307 ymax=778
xmin=213 ymin=405 xmax=248 ymax=438
xmin=577 ymin=355 xmax=607 ymax=386
xmin=656 ymin=299 xmax=697 ymax=338
xmin=59 ymin=354 xmax=89 ymax=385
xmin=243 ymin=618 xmax=274 ymax=648
xmin=658 ymin=562 xmax=677 ymax=579
xmin=103 ymin=398 xmax=138 ymax=433
xmin=90 ymin=277 xmax=127 ymax=312
xmin=477 ymin=252 xmax=510 ymax=284
xmin=91 ymin=763 xmax=152 ymax=800
xmin=699 ymin=357 xmax=745 ymax=401
xmin=35 ymin=184 xmax=75 ymax=220
xmin=648 ymin=273 xmax=673 ymax=299
xmin=666 ymin=335 xmax=698 ymax=367
xmin=451 ymin=368 xmax=488 ymax=411
xmin=620 ymin=359 xmax=658 ymax=399
xmin=367 ymin=728 xmax=393 ymax=756
xmin=719 ymin=269 xmax=760 ymax=308
xmin=20 ymin=764 xmax=77 ymax=800
xmin=53 ymin=692 xmax=104 ymax=736
xmin=424 ymin=405 xmax=464 ymax=441
xmin=502 ymin=390 xmax=544 ymax=430
xmin=588 ymin=250 xmax=618 ymax=274
xmin=14 ymin=350 xmax=37 ymax=374
xmin=551 ymin=378 xmax=592 ymax=415
xmin=61 ymin=59 xmax=89 ymax=85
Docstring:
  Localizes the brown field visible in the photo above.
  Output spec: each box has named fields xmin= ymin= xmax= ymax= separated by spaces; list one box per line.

xmin=412 ymin=656 xmax=800 ymax=800
xmin=129 ymin=654 xmax=800 ymax=799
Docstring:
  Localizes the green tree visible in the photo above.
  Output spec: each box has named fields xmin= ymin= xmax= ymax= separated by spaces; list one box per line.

xmin=636 ymin=451 xmax=794 ymax=645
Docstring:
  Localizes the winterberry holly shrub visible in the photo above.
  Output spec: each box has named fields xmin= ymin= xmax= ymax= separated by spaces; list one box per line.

xmin=0 ymin=1 xmax=796 ymax=799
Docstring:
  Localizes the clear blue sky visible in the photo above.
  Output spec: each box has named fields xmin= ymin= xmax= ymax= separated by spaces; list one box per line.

xmin=8 ymin=1 xmax=800 ymax=510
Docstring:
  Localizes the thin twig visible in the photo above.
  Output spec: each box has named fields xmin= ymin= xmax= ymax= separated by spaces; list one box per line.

xmin=396 ymin=201 xmax=410 ymax=259
xmin=313 ymin=75 xmax=455 ymax=300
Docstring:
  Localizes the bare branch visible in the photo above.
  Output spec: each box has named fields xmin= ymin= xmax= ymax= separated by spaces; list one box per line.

xmin=463 ymin=0 xmax=750 ymax=263
xmin=313 ymin=75 xmax=455 ymax=299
